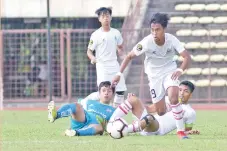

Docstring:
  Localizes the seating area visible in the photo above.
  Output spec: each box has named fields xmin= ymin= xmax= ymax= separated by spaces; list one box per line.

xmin=184 ymin=68 xmax=227 ymax=75
xmin=175 ymin=3 xmax=227 ymax=11
xmin=176 ymin=54 xmax=227 ymax=62
xmin=170 ymin=16 xmax=227 ymax=24
xmin=169 ymin=1 xmax=227 ymax=100
xmin=176 ymin=29 xmax=227 ymax=36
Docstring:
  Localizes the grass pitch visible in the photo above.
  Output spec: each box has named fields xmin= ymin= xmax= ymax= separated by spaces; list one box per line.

xmin=1 ymin=110 xmax=227 ymax=151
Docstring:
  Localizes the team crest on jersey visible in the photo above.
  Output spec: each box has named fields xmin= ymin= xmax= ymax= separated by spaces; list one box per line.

xmin=89 ymin=40 xmax=93 ymax=45
xmin=137 ymin=44 xmax=143 ymax=51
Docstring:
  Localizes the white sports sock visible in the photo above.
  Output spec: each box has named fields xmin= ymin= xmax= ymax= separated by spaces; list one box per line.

xmin=128 ymin=121 xmax=141 ymax=133
xmin=171 ymin=103 xmax=185 ymax=132
xmin=109 ymin=100 xmax=132 ymax=122
xmin=113 ymin=94 xmax=124 ymax=107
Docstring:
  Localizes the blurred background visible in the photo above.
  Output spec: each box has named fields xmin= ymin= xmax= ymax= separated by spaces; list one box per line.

xmin=0 ymin=0 xmax=227 ymax=108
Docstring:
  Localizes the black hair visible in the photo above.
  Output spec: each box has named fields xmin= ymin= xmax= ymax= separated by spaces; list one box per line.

xmin=150 ymin=13 xmax=169 ymax=28
xmin=98 ymin=81 xmax=115 ymax=93
xmin=180 ymin=81 xmax=195 ymax=93
xmin=95 ymin=7 xmax=112 ymax=16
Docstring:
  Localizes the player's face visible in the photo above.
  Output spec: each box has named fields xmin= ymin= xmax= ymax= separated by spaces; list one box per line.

xmin=99 ymin=86 xmax=114 ymax=104
xmin=98 ymin=12 xmax=112 ymax=26
xmin=150 ymin=23 xmax=165 ymax=44
xmin=179 ymin=84 xmax=192 ymax=104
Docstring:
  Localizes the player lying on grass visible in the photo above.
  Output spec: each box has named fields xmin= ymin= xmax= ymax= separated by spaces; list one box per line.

xmin=109 ymin=80 xmax=199 ymax=136
xmin=47 ymin=81 xmax=150 ymax=137
xmin=48 ymin=81 xmax=116 ymax=136
xmin=109 ymin=93 xmax=199 ymax=136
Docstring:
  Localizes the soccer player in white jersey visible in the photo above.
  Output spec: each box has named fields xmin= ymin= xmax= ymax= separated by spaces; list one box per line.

xmin=87 ymin=7 xmax=127 ymax=107
xmin=141 ymin=80 xmax=199 ymax=135
xmin=109 ymin=81 xmax=199 ymax=137
xmin=112 ymin=13 xmax=192 ymax=139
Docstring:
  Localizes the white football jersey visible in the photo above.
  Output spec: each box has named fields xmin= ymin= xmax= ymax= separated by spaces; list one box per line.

xmin=133 ymin=33 xmax=185 ymax=77
xmin=141 ymin=100 xmax=196 ymax=136
xmin=88 ymin=27 xmax=123 ymax=64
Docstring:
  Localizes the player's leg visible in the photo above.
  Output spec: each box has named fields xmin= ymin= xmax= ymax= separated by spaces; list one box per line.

xmin=110 ymin=93 xmax=149 ymax=133
xmin=114 ymin=74 xmax=127 ymax=107
xmin=114 ymin=91 xmax=125 ymax=107
xmin=65 ymin=124 xmax=103 ymax=136
xmin=48 ymin=101 xmax=84 ymax=123
xmin=65 ymin=112 xmax=104 ymax=136
xmin=148 ymin=76 xmax=167 ymax=116
xmin=139 ymin=114 xmax=160 ymax=136
xmin=164 ymin=74 xmax=188 ymax=139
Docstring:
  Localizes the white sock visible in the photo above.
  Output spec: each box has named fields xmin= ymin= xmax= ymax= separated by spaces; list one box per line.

xmin=128 ymin=121 xmax=141 ymax=133
xmin=109 ymin=100 xmax=132 ymax=122
xmin=113 ymin=94 xmax=124 ymax=107
xmin=171 ymin=103 xmax=185 ymax=132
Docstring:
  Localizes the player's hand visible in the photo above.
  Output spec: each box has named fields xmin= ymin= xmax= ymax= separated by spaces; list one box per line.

xmin=91 ymin=57 xmax=96 ymax=64
xmin=186 ymin=130 xmax=200 ymax=135
xmin=112 ymin=75 xmax=121 ymax=87
xmin=171 ymin=68 xmax=183 ymax=80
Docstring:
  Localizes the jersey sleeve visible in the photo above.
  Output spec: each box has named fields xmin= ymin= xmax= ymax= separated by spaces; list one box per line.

xmin=116 ymin=30 xmax=123 ymax=45
xmin=87 ymin=33 xmax=98 ymax=51
xmin=185 ymin=109 xmax=196 ymax=128
xmin=171 ymin=35 xmax=185 ymax=53
xmin=80 ymin=92 xmax=99 ymax=110
xmin=80 ymin=98 xmax=88 ymax=110
xmin=132 ymin=37 xmax=148 ymax=56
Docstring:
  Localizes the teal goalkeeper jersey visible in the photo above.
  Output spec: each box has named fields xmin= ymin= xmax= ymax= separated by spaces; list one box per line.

xmin=81 ymin=99 xmax=116 ymax=121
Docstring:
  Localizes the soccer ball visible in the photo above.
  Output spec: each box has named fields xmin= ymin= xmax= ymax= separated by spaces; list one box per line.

xmin=106 ymin=118 xmax=128 ymax=139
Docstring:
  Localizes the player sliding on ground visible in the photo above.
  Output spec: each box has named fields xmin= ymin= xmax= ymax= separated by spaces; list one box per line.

xmin=112 ymin=13 xmax=192 ymax=139
xmin=48 ymin=81 xmax=116 ymax=136
xmin=109 ymin=81 xmax=199 ymax=136
xmin=87 ymin=7 xmax=127 ymax=107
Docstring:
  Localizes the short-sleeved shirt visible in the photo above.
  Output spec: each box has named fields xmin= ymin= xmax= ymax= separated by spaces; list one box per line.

xmin=132 ymin=33 xmax=185 ymax=77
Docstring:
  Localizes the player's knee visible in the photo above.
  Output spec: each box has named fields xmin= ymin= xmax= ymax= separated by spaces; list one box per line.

xmin=157 ymin=110 xmax=166 ymax=116
xmin=168 ymin=96 xmax=179 ymax=104
xmin=116 ymin=91 xmax=124 ymax=96
xmin=127 ymin=93 xmax=138 ymax=104
xmin=74 ymin=103 xmax=83 ymax=115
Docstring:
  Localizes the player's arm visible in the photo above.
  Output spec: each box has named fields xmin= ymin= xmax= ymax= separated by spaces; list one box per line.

xmin=112 ymin=41 xmax=146 ymax=85
xmin=87 ymin=34 xmax=97 ymax=64
xmin=116 ymin=30 xmax=124 ymax=56
xmin=117 ymin=44 xmax=123 ymax=56
xmin=112 ymin=50 xmax=137 ymax=85
xmin=184 ymin=109 xmax=199 ymax=134
xmin=171 ymin=35 xmax=192 ymax=80
xmin=87 ymin=49 xmax=96 ymax=64
xmin=120 ymin=51 xmax=137 ymax=73
xmin=179 ymin=50 xmax=191 ymax=72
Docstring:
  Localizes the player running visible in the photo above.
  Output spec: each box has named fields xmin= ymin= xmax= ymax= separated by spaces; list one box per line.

xmin=87 ymin=7 xmax=127 ymax=107
xmin=112 ymin=13 xmax=192 ymax=139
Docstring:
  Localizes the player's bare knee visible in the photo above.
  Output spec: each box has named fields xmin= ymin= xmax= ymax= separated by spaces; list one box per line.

xmin=71 ymin=103 xmax=84 ymax=119
xmin=169 ymin=96 xmax=178 ymax=104
xmin=127 ymin=94 xmax=138 ymax=105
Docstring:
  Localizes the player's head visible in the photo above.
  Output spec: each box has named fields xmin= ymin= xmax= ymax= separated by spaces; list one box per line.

xmin=98 ymin=81 xmax=115 ymax=104
xmin=150 ymin=13 xmax=169 ymax=43
xmin=179 ymin=81 xmax=195 ymax=104
xmin=95 ymin=7 xmax=112 ymax=27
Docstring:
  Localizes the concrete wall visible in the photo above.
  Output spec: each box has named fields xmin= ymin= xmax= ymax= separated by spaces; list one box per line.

xmin=0 ymin=0 xmax=131 ymax=18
